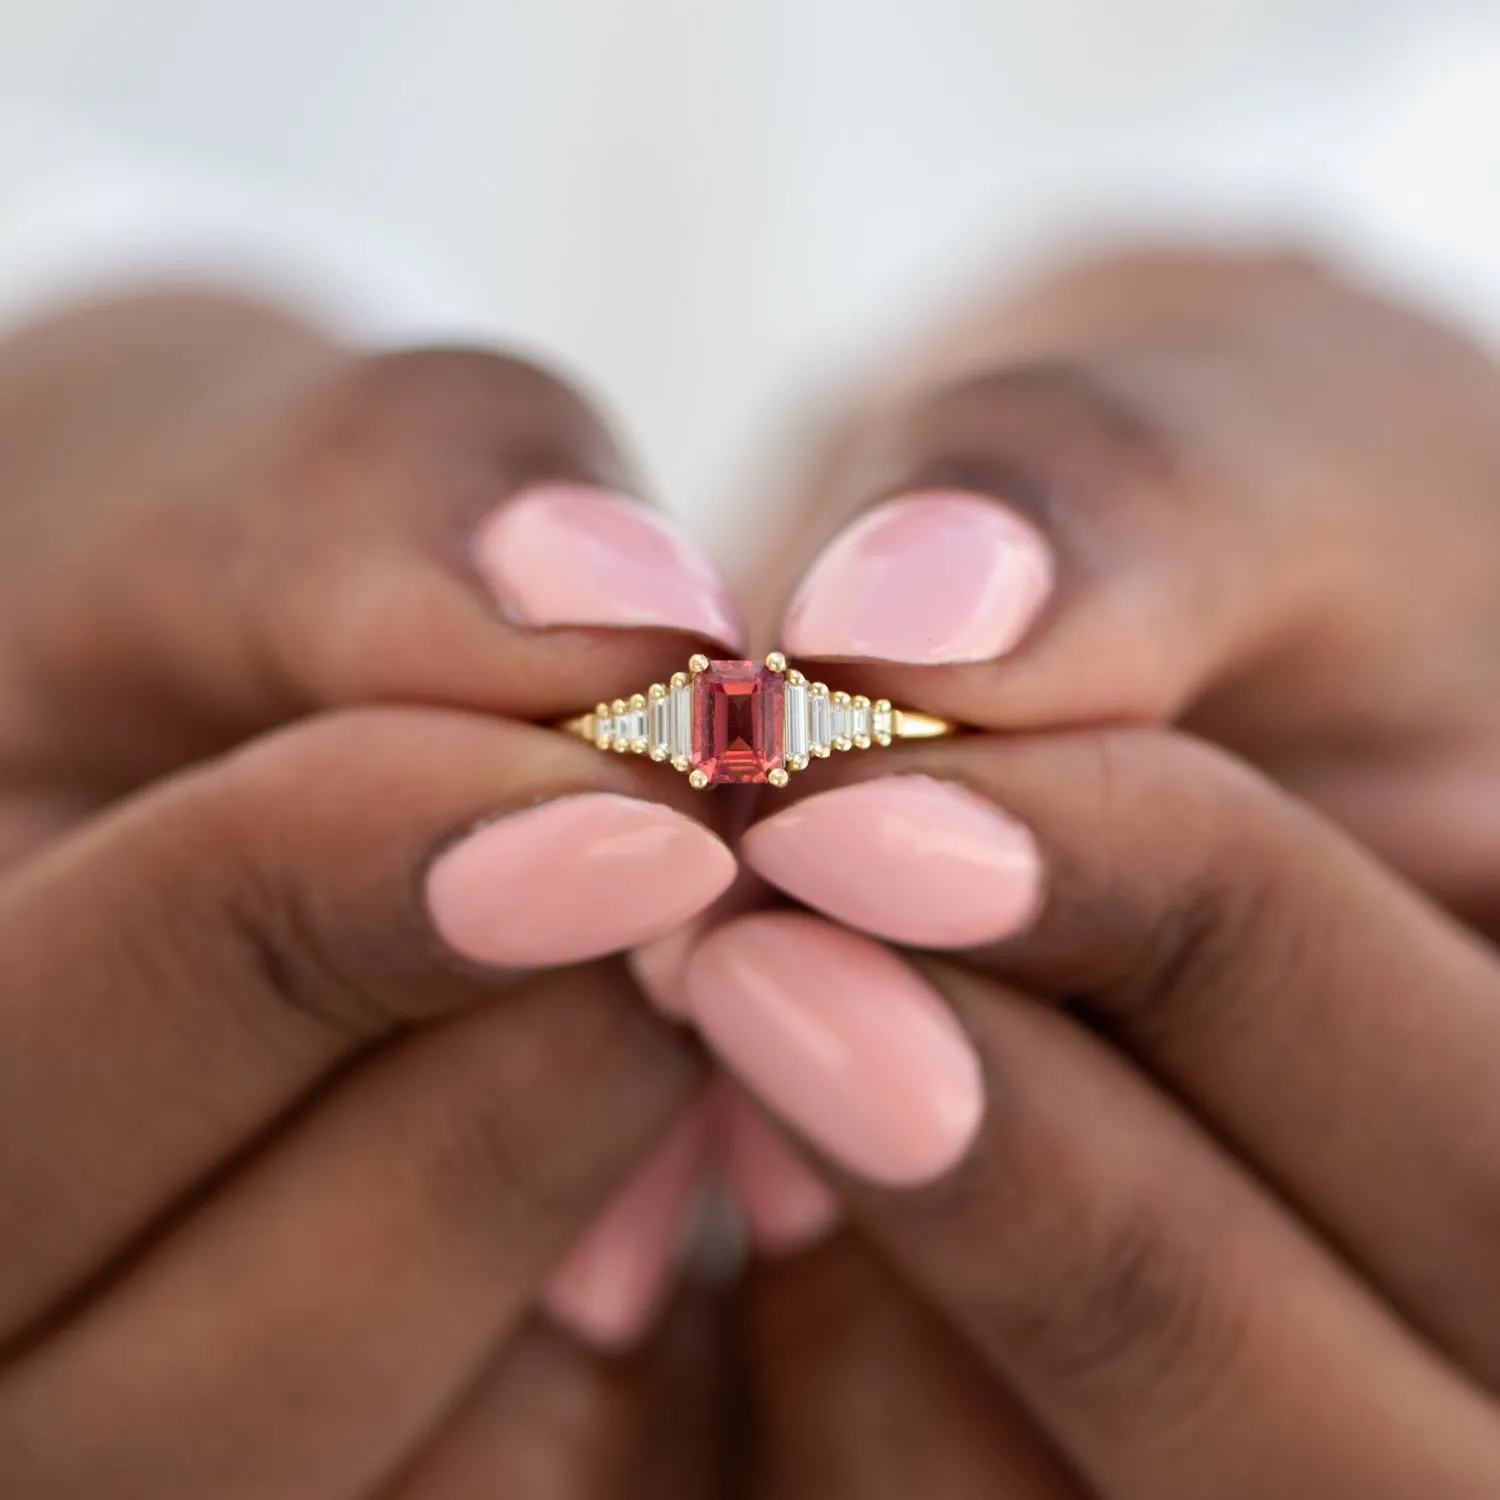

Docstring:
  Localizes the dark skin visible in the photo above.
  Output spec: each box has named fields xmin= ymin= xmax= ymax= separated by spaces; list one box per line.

xmin=735 ymin=250 xmax=1500 ymax=1496
xmin=1 ymin=251 xmax=1500 ymax=1494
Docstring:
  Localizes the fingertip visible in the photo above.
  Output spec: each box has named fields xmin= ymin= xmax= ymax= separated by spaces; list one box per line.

xmin=781 ymin=490 xmax=1052 ymax=666
xmin=477 ymin=484 xmax=746 ymax=653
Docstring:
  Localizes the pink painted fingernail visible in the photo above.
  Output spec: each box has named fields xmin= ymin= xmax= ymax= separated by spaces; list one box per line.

xmin=628 ymin=916 xmax=707 ymax=1019
xmin=427 ymin=793 xmax=736 ymax=967
xmin=685 ymin=913 xmax=983 ymax=1187
xmin=743 ymin=775 xmax=1042 ymax=949
xmin=723 ymin=1095 xmax=839 ymax=1254
xmin=782 ymin=490 xmax=1052 ymax=664
xmin=543 ymin=1106 xmax=710 ymax=1350
xmin=476 ymin=483 xmax=745 ymax=649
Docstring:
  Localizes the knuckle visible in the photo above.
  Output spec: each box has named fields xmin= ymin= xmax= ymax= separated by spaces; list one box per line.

xmin=294 ymin=344 xmax=618 ymax=500
xmin=985 ymin=1193 xmax=1244 ymax=1429
xmin=896 ymin=356 xmax=1191 ymax=534
xmin=169 ymin=719 xmax=436 ymax=1042
xmin=1048 ymin=734 xmax=1307 ymax=1050
xmin=412 ymin=975 xmax=682 ymax=1245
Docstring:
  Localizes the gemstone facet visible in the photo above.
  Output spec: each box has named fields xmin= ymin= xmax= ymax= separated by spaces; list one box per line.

xmin=692 ymin=660 xmax=785 ymax=784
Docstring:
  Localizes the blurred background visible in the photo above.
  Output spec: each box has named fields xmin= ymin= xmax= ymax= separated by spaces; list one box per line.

xmin=1 ymin=0 xmax=1498 ymax=544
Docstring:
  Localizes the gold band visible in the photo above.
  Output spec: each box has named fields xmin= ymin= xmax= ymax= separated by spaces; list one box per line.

xmin=560 ymin=652 xmax=959 ymax=789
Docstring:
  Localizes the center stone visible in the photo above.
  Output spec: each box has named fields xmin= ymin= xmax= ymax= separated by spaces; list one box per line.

xmin=692 ymin=661 xmax=784 ymax=784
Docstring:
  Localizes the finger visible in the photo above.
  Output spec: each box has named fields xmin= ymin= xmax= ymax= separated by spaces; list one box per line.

xmin=746 ymin=1230 xmax=1091 ymax=1499
xmin=385 ymin=1294 xmax=730 ymax=1500
xmin=0 ymin=963 xmax=704 ymax=1499
xmin=686 ymin=915 xmax=1500 ymax=1499
xmin=0 ymin=707 xmax=734 ymax=1343
xmin=739 ymin=729 xmax=1500 ymax=1382
xmin=382 ymin=1318 xmax=652 ymax=1500
xmin=541 ymin=1099 xmax=713 ymax=1352
xmin=752 ymin=251 xmax=1500 ymax=905
xmin=0 ymin=302 xmax=742 ymax=797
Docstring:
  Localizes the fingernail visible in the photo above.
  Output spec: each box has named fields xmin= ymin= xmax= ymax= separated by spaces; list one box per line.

xmin=782 ymin=489 xmax=1052 ymax=664
xmin=627 ymin=916 xmax=706 ymax=1019
xmin=476 ymin=483 xmax=745 ymax=649
xmin=743 ymin=775 xmax=1042 ymax=949
xmin=427 ymin=793 xmax=736 ymax=967
xmin=543 ymin=1107 xmax=709 ymax=1351
xmin=724 ymin=1095 xmax=839 ymax=1254
xmin=686 ymin=913 xmax=983 ymax=1187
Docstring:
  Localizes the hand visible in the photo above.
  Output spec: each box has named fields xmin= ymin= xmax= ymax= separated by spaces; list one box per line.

xmin=0 ymin=292 xmax=741 ymax=1497
xmin=694 ymin=251 xmax=1500 ymax=1496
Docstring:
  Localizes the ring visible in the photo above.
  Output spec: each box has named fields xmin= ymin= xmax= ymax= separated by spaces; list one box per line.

xmin=561 ymin=653 xmax=957 ymax=788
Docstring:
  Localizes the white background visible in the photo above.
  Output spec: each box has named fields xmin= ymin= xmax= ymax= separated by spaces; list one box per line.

xmin=1 ymin=0 xmax=1498 ymax=546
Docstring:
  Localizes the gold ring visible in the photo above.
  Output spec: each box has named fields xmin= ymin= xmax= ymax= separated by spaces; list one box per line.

xmin=561 ymin=653 xmax=958 ymax=789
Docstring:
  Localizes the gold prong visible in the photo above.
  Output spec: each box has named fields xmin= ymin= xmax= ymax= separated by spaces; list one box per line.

xmin=670 ymin=671 xmax=689 ymax=689
xmin=671 ymin=755 xmax=691 ymax=773
xmin=649 ymin=745 xmax=669 ymax=762
xmin=768 ymin=767 xmax=790 ymax=788
xmin=688 ymin=654 xmax=710 ymax=674
xmin=611 ymin=698 xmax=628 ymax=717
xmin=833 ymin=738 xmax=853 ymax=752
xmin=629 ymin=739 xmax=648 ymax=754
xmin=787 ymin=753 xmax=810 ymax=772
xmin=688 ymin=768 xmax=710 ymax=789
xmin=853 ymin=694 xmax=871 ymax=709
xmin=785 ymin=667 xmax=806 ymax=686
xmin=810 ymin=682 xmax=829 ymax=698
xmin=854 ymin=736 xmax=871 ymax=750
xmin=832 ymin=691 xmax=852 ymax=706
xmin=812 ymin=744 xmax=832 ymax=759
xmin=649 ymin=682 xmax=667 ymax=700
xmin=765 ymin=651 xmax=787 ymax=673
xmin=596 ymin=701 xmax=612 ymax=719
xmin=629 ymin=692 xmax=647 ymax=711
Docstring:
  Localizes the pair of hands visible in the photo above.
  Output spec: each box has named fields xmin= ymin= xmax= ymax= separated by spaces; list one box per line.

xmin=3 ymin=251 xmax=1500 ymax=1497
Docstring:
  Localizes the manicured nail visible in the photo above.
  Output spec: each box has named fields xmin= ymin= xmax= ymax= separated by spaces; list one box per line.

xmin=543 ymin=1107 xmax=709 ymax=1350
xmin=743 ymin=775 xmax=1042 ymax=949
xmin=686 ymin=913 xmax=983 ymax=1187
xmin=782 ymin=489 xmax=1052 ymax=664
xmin=628 ymin=916 xmax=706 ymax=1019
xmin=476 ymin=482 xmax=745 ymax=649
xmin=427 ymin=793 xmax=736 ymax=967
xmin=724 ymin=1095 xmax=839 ymax=1254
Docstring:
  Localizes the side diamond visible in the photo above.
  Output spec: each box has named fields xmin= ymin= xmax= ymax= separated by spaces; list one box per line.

xmin=831 ymin=693 xmax=852 ymax=748
xmin=784 ymin=681 xmax=809 ymax=762
xmin=670 ymin=677 xmax=694 ymax=765
xmin=649 ymin=689 xmax=671 ymax=760
xmin=809 ymin=686 xmax=832 ymax=756
xmin=620 ymin=706 xmax=648 ymax=746
xmin=852 ymin=698 xmax=872 ymax=743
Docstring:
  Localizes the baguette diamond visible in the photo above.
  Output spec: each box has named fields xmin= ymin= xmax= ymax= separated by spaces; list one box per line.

xmin=670 ymin=679 xmax=693 ymax=765
xmin=649 ymin=689 xmax=671 ymax=760
xmin=785 ymin=680 xmax=810 ymax=762
xmin=809 ymin=688 xmax=832 ymax=755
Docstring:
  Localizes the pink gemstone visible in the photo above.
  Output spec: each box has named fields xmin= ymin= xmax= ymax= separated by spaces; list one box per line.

xmin=692 ymin=661 xmax=785 ymax=784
